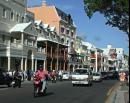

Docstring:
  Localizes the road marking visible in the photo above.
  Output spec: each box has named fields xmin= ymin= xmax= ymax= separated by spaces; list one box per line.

xmin=105 ymin=82 xmax=120 ymax=103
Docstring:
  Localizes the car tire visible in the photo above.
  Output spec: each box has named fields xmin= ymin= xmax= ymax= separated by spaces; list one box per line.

xmin=73 ymin=84 xmax=76 ymax=87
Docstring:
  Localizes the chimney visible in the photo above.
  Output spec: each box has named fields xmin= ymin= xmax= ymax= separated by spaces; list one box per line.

xmin=42 ymin=0 xmax=46 ymax=6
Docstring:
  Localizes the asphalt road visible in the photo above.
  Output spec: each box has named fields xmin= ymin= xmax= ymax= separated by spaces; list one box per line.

xmin=0 ymin=80 xmax=117 ymax=103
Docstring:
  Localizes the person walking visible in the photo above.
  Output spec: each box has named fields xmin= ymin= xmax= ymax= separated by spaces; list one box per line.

xmin=119 ymin=71 xmax=126 ymax=86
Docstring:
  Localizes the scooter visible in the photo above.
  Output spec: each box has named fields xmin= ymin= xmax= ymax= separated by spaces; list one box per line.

xmin=51 ymin=76 xmax=57 ymax=83
xmin=33 ymin=78 xmax=47 ymax=97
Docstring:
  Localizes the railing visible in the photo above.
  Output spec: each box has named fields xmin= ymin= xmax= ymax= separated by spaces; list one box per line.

xmin=10 ymin=43 xmax=23 ymax=49
xmin=37 ymin=48 xmax=46 ymax=54
xmin=90 ymin=54 xmax=96 ymax=58
xmin=0 ymin=43 xmax=7 ymax=48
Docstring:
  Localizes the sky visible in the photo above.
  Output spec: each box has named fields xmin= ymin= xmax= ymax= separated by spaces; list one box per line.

xmin=27 ymin=0 xmax=129 ymax=55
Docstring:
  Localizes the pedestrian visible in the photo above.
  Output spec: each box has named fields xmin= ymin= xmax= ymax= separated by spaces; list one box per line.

xmin=27 ymin=69 xmax=31 ymax=81
xmin=13 ymin=69 xmax=22 ymax=88
xmin=119 ymin=71 xmax=126 ymax=86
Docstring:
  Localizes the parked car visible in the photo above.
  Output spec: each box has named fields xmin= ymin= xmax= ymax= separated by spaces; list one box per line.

xmin=92 ymin=72 xmax=102 ymax=82
xmin=0 ymin=69 xmax=13 ymax=87
xmin=71 ymin=68 xmax=93 ymax=86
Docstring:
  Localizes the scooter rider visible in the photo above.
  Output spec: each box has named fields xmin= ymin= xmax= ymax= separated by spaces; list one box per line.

xmin=34 ymin=67 xmax=48 ymax=92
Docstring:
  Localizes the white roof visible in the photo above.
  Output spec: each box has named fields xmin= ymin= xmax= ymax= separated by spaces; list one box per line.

xmin=50 ymin=26 xmax=55 ymax=32
xmin=44 ymin=24 xmax=49 ymax=29
xmin=10 ymin=22 xmax=31 ymax=32
xmin=37 ymin=37 xmax=47 ymax=41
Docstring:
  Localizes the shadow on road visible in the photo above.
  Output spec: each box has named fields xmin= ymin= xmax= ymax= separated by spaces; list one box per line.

xmin=45 ymin=92 xmax=54 ymax=96
xmin=0 ymin=86 xmax=8 ymax=89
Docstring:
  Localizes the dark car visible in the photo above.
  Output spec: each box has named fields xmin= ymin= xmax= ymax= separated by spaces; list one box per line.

xmin=0 ymin=69 xmax=13 ymax=87
xmin=107 ymin=71 xmax=119 ymax=80
xmin=101 ymin=72 xmax=108 ymax=80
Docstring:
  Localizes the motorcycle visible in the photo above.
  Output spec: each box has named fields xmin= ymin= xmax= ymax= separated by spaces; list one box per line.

xmin=33 ymin=77 xmax=47 ymax=97
xmin=51 ymin=75 xmax=57 ymax=83
xmin=13 ymin=75 xmax=22 ymax=88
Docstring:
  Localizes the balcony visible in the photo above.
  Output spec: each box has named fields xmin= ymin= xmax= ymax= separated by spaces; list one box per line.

xmin=90 ymin=54 xmax=96 ymax=59
xmin=10 ymin=43 xmax=23 ymax=49
xmin=37 ymin=47 xmax=46 ymax=54
xmin=0 ymin=43 xmax=8 ymax=49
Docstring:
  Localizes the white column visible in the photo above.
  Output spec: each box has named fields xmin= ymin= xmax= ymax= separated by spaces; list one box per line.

xmin=21 ymin=33 xmax=24 ymax=44
xmin=25 ymin=58 xmax=27 ymax=71
xmin=95 ymin=50 xmax=98 ymax=72
xmin=21 ymin=58 xmax=23 ymax=71
xmin=57 ymin=44 xmax=59 ymax=70
xmin=31 ymin=54 xmax=34 ymax=71
xmin=101 ymin=53 xmax=103 ymax=72
xmin=8 ymin=57 xmax=11 ymax=71
xmin=35 ymin=59 xmax=37 ymax=71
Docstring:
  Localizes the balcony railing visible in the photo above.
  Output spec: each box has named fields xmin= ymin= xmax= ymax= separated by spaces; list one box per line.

xmin=10 ymin=43 xmax=23 ymax=49
xmin=90 ymin=54 xmax=96 ymax=58
xmin=37 ymin=48 xmax=46 ymax=54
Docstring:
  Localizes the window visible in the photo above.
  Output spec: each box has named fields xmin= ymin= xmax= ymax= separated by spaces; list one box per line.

xmin=16 ymin=14 xmax=19 ymax=22
xmin=2 ymin=35 xmax=5 ymax=42
xmin=71 ymin=32 xmax=74 ymax=37
xmin=3 ymin=9 xmax=7 ymax=18
xmin=66 ymin=30 xmax=69 ymax=34
xmin=11 ymin=12 xmax=13 ymax=20
xmin=61 ymin=27 xmax=64 ymax=33
xmin=21 ymin=17 xmax=24 ymax=23
xmin=11 ymin=37 xmax=14 ymax=43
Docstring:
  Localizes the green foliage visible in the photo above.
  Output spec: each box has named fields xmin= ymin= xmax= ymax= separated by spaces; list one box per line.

xmin=84 ymin=0 xmax=129 ymax=37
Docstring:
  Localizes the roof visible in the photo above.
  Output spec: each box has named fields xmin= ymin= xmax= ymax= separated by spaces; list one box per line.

xmin=35 ymin=20 xmax=42 ymax=26
xmin=44 ymin=24 xmax=49 ymax=29
xmin=50 ymin=26 xmax=55 ymax=32
xmin=10 ymin=22 xmax=31 ymax=32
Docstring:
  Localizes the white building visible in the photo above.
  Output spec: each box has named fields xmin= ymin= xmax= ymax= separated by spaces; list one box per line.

xmin=102 ymin=45 xmax=126 ymax=71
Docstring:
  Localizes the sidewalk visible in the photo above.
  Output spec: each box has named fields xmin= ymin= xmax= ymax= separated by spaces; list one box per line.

xmin=115 ymin=85 xmax=129 ymax=103
xmin=106 ymin=82 xmax=129 ymax=103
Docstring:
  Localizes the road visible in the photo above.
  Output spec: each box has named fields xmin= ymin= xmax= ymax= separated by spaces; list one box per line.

xmin=0 ymin=80 xmax=117 ymax=103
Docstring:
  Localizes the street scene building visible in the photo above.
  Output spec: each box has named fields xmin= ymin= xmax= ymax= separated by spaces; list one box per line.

xmin=28 ymin=1 xmax=77 ymax=71
xmin=0 ymin=1 xmax=129 ymax=103
xmin=0 ymin=0 xmax=129 ymax=73
xmin=0 ymin=0 xmax=38 ymax=72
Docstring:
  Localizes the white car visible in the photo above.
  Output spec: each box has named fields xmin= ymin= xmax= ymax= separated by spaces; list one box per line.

xmin=71 ymin=68 xmax=93 ymax=86
xmin=93 ymin=72 xmax=102 ymax=82
xmin=62 ymin=72 xmax=70 ymax=80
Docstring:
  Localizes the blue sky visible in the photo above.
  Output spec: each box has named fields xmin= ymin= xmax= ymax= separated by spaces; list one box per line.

xmin=27 ymin=0 xmax=129 ymax=54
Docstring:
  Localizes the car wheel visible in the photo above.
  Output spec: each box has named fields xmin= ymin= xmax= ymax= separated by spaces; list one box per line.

xmin=73 ymin=84 xmax=76 ymax=87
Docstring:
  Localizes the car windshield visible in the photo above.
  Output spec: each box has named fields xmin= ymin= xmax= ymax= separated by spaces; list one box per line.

xmin=93 ymin=73 xmax=100 ymax=76
xmin=63 ymin=72 xmax=69 ymax=75
xmin=74 ymin=69 xmax=88 ymax=75
xmin=101 ymin=72 xmax=107 ymax=75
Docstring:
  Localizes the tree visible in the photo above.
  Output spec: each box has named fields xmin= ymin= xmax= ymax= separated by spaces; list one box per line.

xmin=84 ymin=0 xmax=129 ymax=38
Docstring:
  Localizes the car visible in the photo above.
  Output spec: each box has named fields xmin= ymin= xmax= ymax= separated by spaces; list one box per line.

xmin=71 ymin=68 xmax=93 ymax=86
xmin=100 ymin=71 xmax=108 ymax=80
xmin=92 ymin=72 xmax=102 ymax=82
xmin=0 ymin=69 xmax=13 ymax=87
xmin=62 ymin=72 xmax=71 ymax=80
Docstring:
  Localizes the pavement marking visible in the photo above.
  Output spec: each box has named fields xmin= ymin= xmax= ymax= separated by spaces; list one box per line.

xmin=105 ymin=82 xmax=120 ymax=103
xmin=107 ymin=86 xmax=114 ymax=96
